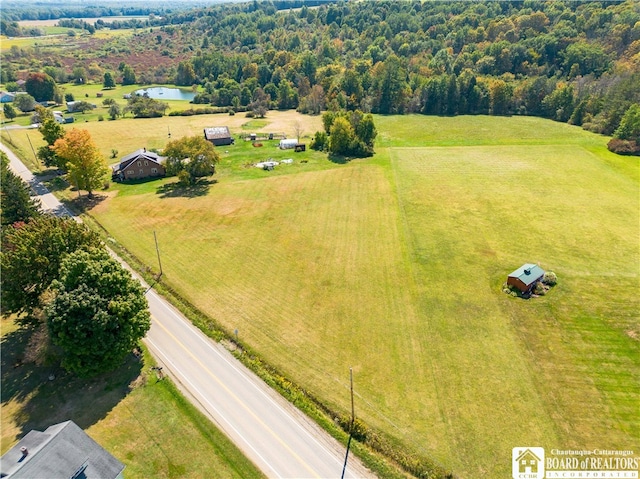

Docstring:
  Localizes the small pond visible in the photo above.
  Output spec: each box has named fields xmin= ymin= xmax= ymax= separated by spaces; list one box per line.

xmin=134 ymin=87 xmax=195 ymax=101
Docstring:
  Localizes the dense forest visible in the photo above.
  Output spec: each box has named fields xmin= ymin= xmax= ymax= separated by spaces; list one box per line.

xmin=2 ymin=0 xmax=639 ymax=143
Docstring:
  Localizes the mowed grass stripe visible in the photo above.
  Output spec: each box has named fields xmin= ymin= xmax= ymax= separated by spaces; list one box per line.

xmin=88 ymin=116 xmax=638 ymax=478
xmin=93 ymin=165 xmax=424 ymax=410
xmin=389 ymin=143 xmax=638 ymax=475
xmin=390 ymin=147 xmax=559 ymax=473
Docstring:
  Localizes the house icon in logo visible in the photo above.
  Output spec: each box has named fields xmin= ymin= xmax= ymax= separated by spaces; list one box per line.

xmin=512 ymin=447 xmax=545 ymax=479
xmin=517 ymin=449 xmax=541 ymax=474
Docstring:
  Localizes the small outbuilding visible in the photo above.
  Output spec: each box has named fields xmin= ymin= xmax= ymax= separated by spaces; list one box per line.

xmin=0 ymin=92 xmax=16 ymax=103
xmin=507 ymin=263 xmax=545 ymax=294
xmin=112 ymin=148 xmax=166 ymax=181
xmin=204 ymin=126 xmax=234 ymax=146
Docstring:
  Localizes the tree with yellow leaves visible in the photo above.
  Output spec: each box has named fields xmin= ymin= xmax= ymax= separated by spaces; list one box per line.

xmin=53 ymin=128 xmax=108 ymax=198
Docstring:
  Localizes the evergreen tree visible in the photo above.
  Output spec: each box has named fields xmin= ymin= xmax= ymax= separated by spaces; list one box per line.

xmin=0 ymin=152 xmax=41 ymax=227
xmin=103 ymin=71 xmax=116 ymax=89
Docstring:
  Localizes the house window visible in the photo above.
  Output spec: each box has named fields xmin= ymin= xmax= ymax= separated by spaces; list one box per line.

xmin=151 ymin=168 xmax=158 ymax=174
xmin=144 ymin=161 xmax=148 ymax=166
xmin=127 ymin=170 xmax=134 ymax=175
xmin=137 ymin=161 xmax=142 ymax=166
xmin=139 ymin=169 xmax=144 ymax=175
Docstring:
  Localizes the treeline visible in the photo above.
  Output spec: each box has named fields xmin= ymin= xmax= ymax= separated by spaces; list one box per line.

xmin=161 ymin=0 xmax=638 ymax=137
xmin=3 ymin=0 xmax=638 ymax=140
xmin=0 ymin=2 xmax=198 ymax=22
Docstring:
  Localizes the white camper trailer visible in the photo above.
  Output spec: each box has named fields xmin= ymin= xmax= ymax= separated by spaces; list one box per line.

xmin=279 ymin=138 xmax=299 ymax=149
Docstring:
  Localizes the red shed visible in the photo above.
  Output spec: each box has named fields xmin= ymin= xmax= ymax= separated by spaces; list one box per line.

xmin=507 ymin=264 xmax=545 ymax=293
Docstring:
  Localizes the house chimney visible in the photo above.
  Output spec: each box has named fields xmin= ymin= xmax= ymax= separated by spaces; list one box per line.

xmin=524 ymin=268 xmax=531 ymax=275
xmin=144 ymin=147 xmax=146 ymax=152
xmin=20 ymin=447 xmax=28 ymax=456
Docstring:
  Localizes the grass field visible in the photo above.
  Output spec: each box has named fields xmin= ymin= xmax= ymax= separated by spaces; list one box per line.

xmin=9 ymin=114 xmax=640 ymax=477
xmin=0 ymin=318 xmax=264 ymax=479
xmin=17 ymin=17 xmax=150 ymax=28
xmin=88 ymin=115 xmax=639 ymax=477
xmin=1 ymin=110 xmax=323 ymax=172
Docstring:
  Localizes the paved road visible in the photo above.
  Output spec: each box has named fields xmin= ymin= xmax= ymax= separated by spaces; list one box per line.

xmin=1 ymin=141 xmax=375 ymax=479
xmin=1 ymin=142 xmax=74 ymax=218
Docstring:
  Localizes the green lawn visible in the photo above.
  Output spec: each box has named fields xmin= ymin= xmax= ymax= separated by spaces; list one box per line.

xmin=0 ymin=318 xmax=264 ymax=479
xmin=15 ymin=114 xmax=640 ymax=478
xmin=1 ymin=110 xmax=322 ymax=173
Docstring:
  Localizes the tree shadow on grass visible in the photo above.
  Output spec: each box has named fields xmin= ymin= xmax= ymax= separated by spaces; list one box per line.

xmin=327 ymin=153 xmax=349 ymax=164
xmin=156 ymin=179 xmax=216 ymax=199
xmin=41 ymin=176 xmax=69 ymax=193
xmin=1 ymin=324 xmax=144 ymax=445
xmin=62 ymin=193 xmax=108 ymax=215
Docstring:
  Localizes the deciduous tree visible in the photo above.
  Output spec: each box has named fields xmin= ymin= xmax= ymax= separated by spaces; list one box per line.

xmin=14 ymin=94 xmax=36 ymax=113
xmin=36 ymin=105 xmax=65 ymax=168
xmin=124 ymin=94 xmax=168 ymax=118
xmin=25 ymin=72 xmax=56 ymax=102
xmin=250 ymin=88 xmax=269 ymax=118
xmin=164 ymin=135 xmax=220 ymax=184
xmin=614 ymin=104 xmax=640 ymax=142
xmin=47 ymin=248 xmax=150 ymax=377
xmin=108 ymin=103 xmax=121 ymax=120
xmin=52 ymin=129 xmax=109 ymax=197
xmin=1 ymin=216 xmax=101 ymax=317
xmin=175 ymin=61 xmax=196 ymax=86
xmin=328 ymin=116 xmax=354 ymax=155
xmin=121 ymin=64 xmax=136 ymax=85
xmin=3 ymin=103 xmax=17 ymax=120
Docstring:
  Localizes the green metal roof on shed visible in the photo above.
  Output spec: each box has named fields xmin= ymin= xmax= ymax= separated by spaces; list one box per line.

xmin=508 ymin=264 xmax=545 ymax=286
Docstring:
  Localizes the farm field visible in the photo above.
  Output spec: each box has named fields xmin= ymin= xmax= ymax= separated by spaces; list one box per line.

xmin=22 ymin=114 xmax=640 ymax=477
xmin=16 ymin=17 xmax=151 ymax=28
xmin=1 ymin=110 xmax=323 ymax=173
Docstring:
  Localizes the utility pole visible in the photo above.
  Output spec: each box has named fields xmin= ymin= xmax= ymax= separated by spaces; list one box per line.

xmin=341 ymin=367 xmax=354 ymax=479
xmin=154 ymin=230 xmax=163 ymax=279
xmin=26 ymin=133 xmax=38 ymax=164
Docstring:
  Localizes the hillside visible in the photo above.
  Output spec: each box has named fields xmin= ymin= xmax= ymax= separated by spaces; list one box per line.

xmin=2 ymin=1 xmax=639 ymax=138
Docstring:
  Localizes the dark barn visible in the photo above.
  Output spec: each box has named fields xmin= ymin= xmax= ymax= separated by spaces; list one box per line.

xmin=204 ymin=126 xmax=234 ymax=146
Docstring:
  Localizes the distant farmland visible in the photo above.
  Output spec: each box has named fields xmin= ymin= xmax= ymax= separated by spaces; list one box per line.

xmin=85 ymin=114 xmax=639 ymax=478
xmin=17 ymin=17 xmax=150 ymax=27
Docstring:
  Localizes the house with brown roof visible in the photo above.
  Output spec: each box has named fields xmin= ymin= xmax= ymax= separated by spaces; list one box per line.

xmin=204 ymin=126 xmax=234 ymax=146
xmin=112 ymin=148 xmax=166 ymax=181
